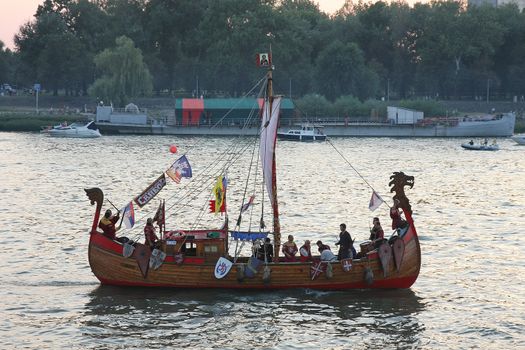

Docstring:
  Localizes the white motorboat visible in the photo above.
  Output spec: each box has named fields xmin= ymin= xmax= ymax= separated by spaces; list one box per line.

xmin=511 ymin=134 xmax=525 ymax=145
xmin=461 ymin=140 xmax=499 ymax=151
xmin=277 ymin=124 xmax=327 ymax=141
xmin=47 ymin=121 xmax=102 ymax=138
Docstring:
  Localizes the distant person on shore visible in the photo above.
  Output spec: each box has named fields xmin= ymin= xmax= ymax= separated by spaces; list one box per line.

xmin=99 ymin=209 xmax=120 ymax=240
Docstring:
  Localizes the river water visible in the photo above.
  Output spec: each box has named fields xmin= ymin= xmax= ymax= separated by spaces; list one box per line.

xmin=0 ymin=132 xmax=524 ymax=349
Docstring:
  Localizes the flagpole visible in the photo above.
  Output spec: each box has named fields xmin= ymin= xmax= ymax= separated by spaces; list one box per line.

xmin=266 ymin=51 xmax=281 ymax=263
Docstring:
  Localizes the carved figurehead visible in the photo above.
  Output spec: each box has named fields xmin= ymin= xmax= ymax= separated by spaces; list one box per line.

xmin=85 ymin=188 xmax=104 ymax=235
xmin=388 ymin=172 xmax=414 ymax=215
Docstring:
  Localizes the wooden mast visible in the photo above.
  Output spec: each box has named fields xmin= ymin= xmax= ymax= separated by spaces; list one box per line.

xmin=266 ymin=60 xmax=281 ymax=263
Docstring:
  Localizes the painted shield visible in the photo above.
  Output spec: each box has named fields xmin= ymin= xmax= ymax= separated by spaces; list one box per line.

xmin=340 ymin=258 xmax=353 ymax=272
xmin=132 ymin=243 xmax=152 ymax=278
xmin=149 ymin=248 xmax=167 ymax=270
xmin=123 ymin=242 xmax=135 ymax=258
xmin=392 ymin=237 xmax=405 ymax=272
xmin=310 ymin=261 xmax=326 ymax=280
xmin=214 ymin=257 xmax=233 ymax=279
xmin=378 ymin=242 xmax=392 ymax=278
xmin=244 ymin=257 xmax=263 ymax=278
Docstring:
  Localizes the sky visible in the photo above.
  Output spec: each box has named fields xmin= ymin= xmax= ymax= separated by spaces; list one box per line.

xmin=0 ymin=0 xmax=346 ymax=50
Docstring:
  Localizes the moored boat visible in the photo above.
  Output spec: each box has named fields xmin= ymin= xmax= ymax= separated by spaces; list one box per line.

xmin=47 ymin=121 xmax=101 ymax=138
xmin=85 ymin=53 xmax=421 ymax=290
xmin=277 ymin=124 xmax=327 ymax=141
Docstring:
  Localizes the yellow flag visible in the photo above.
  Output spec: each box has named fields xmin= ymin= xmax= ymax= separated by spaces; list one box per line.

xmin=213 ymin=175 xmax=225 ymax=214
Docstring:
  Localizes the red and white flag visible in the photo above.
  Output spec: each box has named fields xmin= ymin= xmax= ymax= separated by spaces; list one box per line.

xmin=310 ymin=261 xmax=325 ymax=280
xmin=240 ymin=195 xmax=255 ymax=213
xmin=369 ymin=190 xmax=384 ymax=212
xmin=340 ymin=258 xmax=353 ymax=272
xmin=121 ymin=201 xmax=135 ymax=229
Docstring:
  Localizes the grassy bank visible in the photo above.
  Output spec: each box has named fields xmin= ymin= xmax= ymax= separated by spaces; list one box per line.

xmin=0 ymin=112 xmax=89 ymax=132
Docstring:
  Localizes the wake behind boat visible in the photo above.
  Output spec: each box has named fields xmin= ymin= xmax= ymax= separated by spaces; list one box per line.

xmin=461 ymin=139 xmax=499 ymax=151
xmin=84 ymin=53 xmax=420 ymax=290
xmin=277 ymin=124 xmax=327 ymax=141
xmin=45 ymin=121 xmax=101 ymax=138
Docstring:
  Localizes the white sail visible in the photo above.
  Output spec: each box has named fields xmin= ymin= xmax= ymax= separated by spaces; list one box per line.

xmin=259 ymin=97 xmax=282 ymax=207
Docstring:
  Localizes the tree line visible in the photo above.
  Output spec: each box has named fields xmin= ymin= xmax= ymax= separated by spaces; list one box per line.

xmin=1 ymin=0 xmax=525 ymax=107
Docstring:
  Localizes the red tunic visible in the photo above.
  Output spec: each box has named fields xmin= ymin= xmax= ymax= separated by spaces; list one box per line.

xmin=98 ymin=215 xmax=119 ymax=240
xmin=370 ymin=226 xmax=385 ymax=241
xmin=299 ymin=244 xmax=312 ymax=262
xmin=144 ymin=225 xmax=159 ymax=246
xmin=282 ymin=242 xmax=298 ymax=262
xmin=390 ymin=207 xmax=403 ymax=230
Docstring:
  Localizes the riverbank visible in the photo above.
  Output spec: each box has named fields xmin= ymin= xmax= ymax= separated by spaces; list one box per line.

xmin=1 ymin=100 xmax=524 ymax=133
xmin=0 ymin=111 xmax=90 ymax=132
xmin=1 ymin=111 xmax=524 ymax=134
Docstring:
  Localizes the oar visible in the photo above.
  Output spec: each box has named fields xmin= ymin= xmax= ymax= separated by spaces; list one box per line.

xmin=107 ymin=199 xmax=125 ymax=230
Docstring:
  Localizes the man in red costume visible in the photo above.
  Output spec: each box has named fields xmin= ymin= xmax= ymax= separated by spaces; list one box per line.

xmin=390 ymin=199 xmax=407 ymax=231
xmin=144 ymin=218 xmax=159 ymax=248
xmin=299 ymin=240 xmax=313 ymax=262
xmin=98 ymin=209 xmax=120 ymax=240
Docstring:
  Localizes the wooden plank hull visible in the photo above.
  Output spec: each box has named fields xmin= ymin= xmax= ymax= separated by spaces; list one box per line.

xmin=88 ymin=216 xmax=421 ymax=290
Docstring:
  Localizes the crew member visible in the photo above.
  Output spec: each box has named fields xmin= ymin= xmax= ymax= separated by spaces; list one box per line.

xmin=144 ymin=218 xmax=159 ymax=248
xmin=98 ymin=209 xmax=120 ymax=240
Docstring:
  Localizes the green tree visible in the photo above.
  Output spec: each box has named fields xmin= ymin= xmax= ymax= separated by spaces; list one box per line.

xmin=144 ymin=0 xmax=208 ymax=92
xmin=0 ymin=41 xmax=8 ymax=83
xmin=314 ymin=40 xmax=379 ymax=100
xmin=333 ymin=95 xmax=362 ymax=118
xmin=89 ymin=36 xmax=153 ymax=106
xmin=15 ymin=11 xmax=83 ymax=95
xmin=294 ymin=93 xmax=332 ymax=119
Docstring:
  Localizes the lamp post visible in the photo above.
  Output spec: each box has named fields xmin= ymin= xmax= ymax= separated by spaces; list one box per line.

xmin=486 ymin=79 xmax=490 ymax=103
xmin=34 ymin=83 xmax=41 ymax=113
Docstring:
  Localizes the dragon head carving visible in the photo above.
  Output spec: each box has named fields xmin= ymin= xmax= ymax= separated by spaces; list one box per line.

xmin=388 ymin=172 xmax=414 ymax=215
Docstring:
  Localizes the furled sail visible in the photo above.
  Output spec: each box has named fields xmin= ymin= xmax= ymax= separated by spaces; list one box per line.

xmin=259 ymin=97 xmax=282 ymax=207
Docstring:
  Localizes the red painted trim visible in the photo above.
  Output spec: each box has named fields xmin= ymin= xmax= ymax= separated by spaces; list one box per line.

xmin=90 ymin=232 xmax=123 ymax=255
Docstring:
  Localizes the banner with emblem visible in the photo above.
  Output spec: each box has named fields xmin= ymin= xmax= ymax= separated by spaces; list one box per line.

xmin=340 ymin=258 xmax=353 ymax=272
xmin=134 ymin=174 xmax=166 ymax=208
xmin=256 ymin=52 xmax=271 ymax=67
xmin=214 ymin=257 xmax=233 ymax=279
xmin=310 ymin=261 xmax=326 ymax=280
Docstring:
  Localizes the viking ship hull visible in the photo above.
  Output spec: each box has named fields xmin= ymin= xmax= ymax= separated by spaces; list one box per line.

xmin=88 ymin=214 xmax=420 ymax=290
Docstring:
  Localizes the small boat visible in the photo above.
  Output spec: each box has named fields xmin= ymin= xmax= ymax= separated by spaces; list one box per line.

xmin=461 ymin=140 xmax=499 ymax=151
xmin=277 ymin=124 xmax=327 ymax=141
xmin=84 ymin=53 xmax=420 ymax=290
xmin=47 ymin=121 xmax=102 ymax=138
xmin=511 ymin=134 xmax=525 ymax=145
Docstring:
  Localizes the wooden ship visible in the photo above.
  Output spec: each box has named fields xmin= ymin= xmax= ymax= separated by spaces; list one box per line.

xmin=84 ymin=55 xmax=421 ymax=290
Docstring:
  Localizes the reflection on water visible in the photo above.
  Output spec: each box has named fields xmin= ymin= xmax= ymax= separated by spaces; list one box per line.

xmin=82 ymin=286 xmax=425 ymax=349
xmin=1 ymin=133 xmax=524 ymax=349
